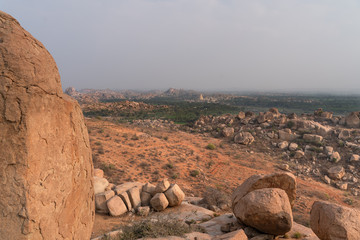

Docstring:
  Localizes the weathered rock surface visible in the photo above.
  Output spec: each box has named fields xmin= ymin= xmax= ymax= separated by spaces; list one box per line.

xmin=222 ymin=127 xmax=235 ymax=137
xmin=328 ymin=166 xmax=345 ymax=180
xmin=155 ymin=179 xmax=170 ymax=193
xmin=310 ymin=201 xmax=360 ymax=240
xmin=232 ymin=172 xmax=296 ymax=209
xmin=164 ymin=184 xmax=185 ymax=207
xmin=94 ymin=176 xmax=109 ymax=194
xmin=107 ymin=196 xmax=127 ymax=217
xmin=143 ymin=182 xmax=156 ymax=196
xmin=233 ymin=188 xmax=293 ymax=235
xmin=278 ymin=129 xmax=300 ymax=141
xmin=127 ymin=186 xmax=142 ymax=209
xmin=95 ymin=190 xmax=115 ymax=213
xmin=94 ymin=168 xmax=104 ymax=178
xmin=199 ymin=213 xmax=238 ymax=236
xmin=345 ymin=112 xmax=360 ymax=128
xmin=150 ymin=193 xmax=169 ymax=211
xmin=234 ymin=132 xmax=255 ymax=145
xmin=0 ymin=11 xmax=94 ymax=239
xmin=212 ymin=229 xmax=248 ymax=240
xmin=303 ymin=134 xmax=323 ymax=142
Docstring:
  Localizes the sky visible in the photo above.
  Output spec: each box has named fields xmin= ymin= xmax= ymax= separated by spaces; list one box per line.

xmin=2 ymin=0 xmax=360 ymax=93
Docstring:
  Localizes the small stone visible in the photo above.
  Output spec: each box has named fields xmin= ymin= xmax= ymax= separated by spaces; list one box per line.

xmin=140 ymin=191 xmax=152 ymax=206
xmin=323 ymin=175 xmax=331 ymax=185
xmin=303 ymin=134 xmax=323 ymax=142
xmin=212 ymin=229 xmax=248 ymax=240
xmin=150 ymin=193 xmax=169 ymax=211
xmin=325 ymin=146 xmax=334 ymax=156
xmin=94 ymin=176 xmax=109 ymax=195
xmin=155 ymin=179 xmax=171 ymax=193
xmin=330 ymin=152 xmax=341 ymax=163
xmin=350 ymin=154 xmax=359 ymax=162
xmin=137 ymin=206 xmax=150 ymax=217
xmin=288 ymin=142 xmax=298 ymax=151
xmin=294 ymin=150 xmax=305 ymax=159
xmin=234 ymin=132 xmax=255 ymax=145
xmin=95 ymin=190 xmax=115 ymax=213
xmin=105 ymin=183 xmax=115 ymax=192
xmin=336 ymin=182 xmax=348 ymax=190
xmin=127 ymin=186 xmax=142 ymax=210
xmin=94 ymin=168 xmax=104 ymax=178
xmin=279 ymin=164 xmax=290 ymax=171
xmin=278 ymin=141 xmax=289 ymax=149
xmin=164 ymin=184 xmax=185 ymax=207
xmin=107 ymin=196 xmax=128 ymax=217
xmin=118 ymin=192 xmax=132 ymax=211
xmin=328 ymin=166 xmax=345 ymax=180
xmin=142 ymin=183 xmax=156 ymax=196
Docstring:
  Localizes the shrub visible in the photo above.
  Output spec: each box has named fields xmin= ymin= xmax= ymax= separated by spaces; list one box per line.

xmin=200 ymin=187 xmax=230 ymax=210
xmin=190 ymin=170 xmax=200 ymax=177
xmin=286 ymin=121 xmax=295 ymax=129
xmin=292 ymin=232 xmax=303 ymax=239
xmin=131 ymin=134 xmax=139 ymax=140
xmin=116 ymin=218 xmax=202 ymax=240
xmin=98 ymin=147 xmax=105 ymax=154
xmin=206 ymin=143 xmax=216 ymax=150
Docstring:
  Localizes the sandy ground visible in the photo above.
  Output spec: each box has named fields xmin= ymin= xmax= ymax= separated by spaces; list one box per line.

xmin=87 ymin=118 xmax=359 ymax=238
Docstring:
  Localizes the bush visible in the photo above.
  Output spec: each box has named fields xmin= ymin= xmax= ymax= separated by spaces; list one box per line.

xmin=131 ymin=134 xmax=139 ymax=140
xmin=292 ymin=232 xmax=303 ymax=239
xmin=190 ymin=170 xmax=200 ymax=177
xmin=200 ymin=187 xmax=230 ymax=210
xmin=115 ymin=218 xmax=202 ymax=240
xmin=206 ymin=143 xmax=216 ymax=150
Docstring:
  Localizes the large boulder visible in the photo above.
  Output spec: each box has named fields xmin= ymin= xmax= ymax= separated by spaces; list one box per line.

xmin=310 ymin=201 xmax=360 ymax=240
xmin=234 ymin=132 xmax=255 ymax=145
xmin=257 ymin=112 xmax=274 ymax=124
xmin=232 ymin=172 xmax=296 ymax=209
xmin=345 ymin=112 xmax=360 ymax=128
xmin=0 ymin=11 xmax=94 ymax=239
xmin=328 ymin=166 xmax=345 ymax=180
xmin=303 ymin=134 xmax=323 ymax=142
xmin=233 ymin=188 xmax=293 ymax=235
xmin=278 ymin=129 xmax=300 ymax=141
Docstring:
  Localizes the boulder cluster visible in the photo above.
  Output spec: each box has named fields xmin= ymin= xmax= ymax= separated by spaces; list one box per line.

xmin=94 ymin=169 xmax=185 ymax=217
xmin=191 ymin=108 xmax=360 ymax=197
xmin=230 ymin=172 xmax=360 ymax=240
xmin=232 ymin=172 xmax=296 ymax=235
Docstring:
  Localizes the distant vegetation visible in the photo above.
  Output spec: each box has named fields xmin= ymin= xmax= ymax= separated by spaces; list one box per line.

xmin=85 ymin=97 xmax=241 ymax=124
xmin=83 ymin=94 xmax=360 ymax=124
xmin=224 ymin=94 xmax=360 ymax=115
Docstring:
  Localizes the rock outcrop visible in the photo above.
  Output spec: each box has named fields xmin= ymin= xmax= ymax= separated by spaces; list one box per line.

xmin=234 ymin=188 xmax=293 ymax=235
xmin=232 ymin=172 xmax=297 ymax=209
xmin=232 ymin=173 xmax=296 ymax=235
xmin=0 ymin=11 xmax=94 ymax=239
xmin=310 ymin=201 xmax=360 ymax=240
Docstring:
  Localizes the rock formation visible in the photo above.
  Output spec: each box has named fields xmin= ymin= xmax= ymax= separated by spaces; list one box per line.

xmin=0 ymin=11 xmax=94 ymax=239
xmin=310 ymin=201 xmax=360 ymax=240
xmin=231 ymin=173 xmax=296 ymax=235
xmin=234 ymin=188 xmax=293 ymax=235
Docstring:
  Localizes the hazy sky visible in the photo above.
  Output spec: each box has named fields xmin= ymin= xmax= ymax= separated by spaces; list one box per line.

xmin=2 ymin=0 xmax=360 ymax=92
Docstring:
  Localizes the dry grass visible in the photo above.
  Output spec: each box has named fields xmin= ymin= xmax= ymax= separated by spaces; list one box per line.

xmin=111 ymin=218 xmax=203 ymax=240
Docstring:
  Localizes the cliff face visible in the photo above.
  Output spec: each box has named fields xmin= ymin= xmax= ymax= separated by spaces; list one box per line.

xmin=0 ymin=11 xmax=94 ymax=239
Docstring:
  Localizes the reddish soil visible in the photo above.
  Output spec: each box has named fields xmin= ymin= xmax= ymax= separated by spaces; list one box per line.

xmin=88 ymin=118 xmax=359 ymax=238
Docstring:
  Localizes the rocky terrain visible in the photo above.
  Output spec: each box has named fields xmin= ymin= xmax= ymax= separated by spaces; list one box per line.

xmin=2 ymin=9 xmax=360 ymax=240
xmin=87 ymin=109 xmax=360 ymax=239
